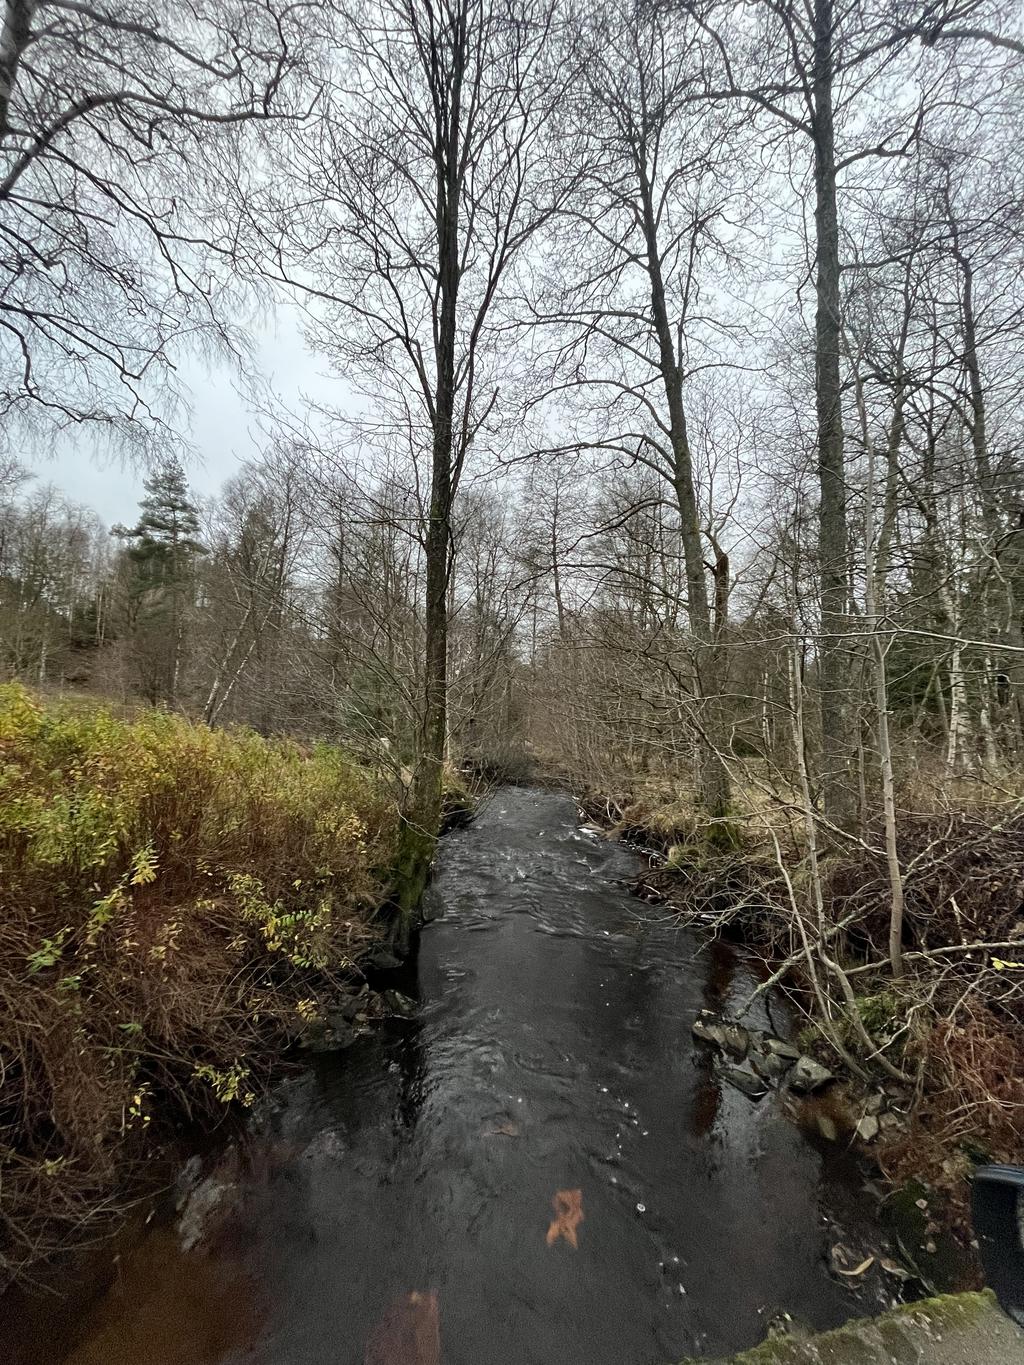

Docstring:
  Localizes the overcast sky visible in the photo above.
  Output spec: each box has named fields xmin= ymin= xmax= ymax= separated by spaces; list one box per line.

xmin=25 ymin=306 xmax=339 ymax=526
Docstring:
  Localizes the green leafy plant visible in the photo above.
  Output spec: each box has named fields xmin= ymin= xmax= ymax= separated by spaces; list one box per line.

xmin=26 ymin=928 xmax=71 ymax=974
xmin=0 ymin=684 xmax=398 ymax=1276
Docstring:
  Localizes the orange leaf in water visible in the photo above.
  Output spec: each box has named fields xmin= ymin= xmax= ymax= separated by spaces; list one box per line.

xmin=365 ymin=1290 xmax=440 ymax=1365
xmin=545 ymin=1188 xmax=584 ymax=1249
xmin=482 ymin=1120 xmax=520 ymax=1138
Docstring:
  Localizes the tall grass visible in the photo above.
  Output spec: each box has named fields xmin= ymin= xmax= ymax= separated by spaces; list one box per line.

xmin=0 ymin=684 xmax=398 ymax=1277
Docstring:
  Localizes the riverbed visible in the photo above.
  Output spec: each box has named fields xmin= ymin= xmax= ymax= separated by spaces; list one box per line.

xmin=21 ymin=788 xmax=894 ymax=1363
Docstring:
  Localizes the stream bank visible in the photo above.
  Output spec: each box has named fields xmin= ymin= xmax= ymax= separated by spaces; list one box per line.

xmin=679 ymin=1290 xmax=1024 ymax=1364
xmin=0 ymin=688 xmax=404 ymax=1286
xmin=8 ymin=788 xmax=940 ymax=1364
xmin=578 ymin=785 xmax=1014 ymax=1263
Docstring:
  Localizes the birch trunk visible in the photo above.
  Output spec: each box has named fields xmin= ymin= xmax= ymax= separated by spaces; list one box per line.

xmin=848 ymin=341 xmax=905 ymax=978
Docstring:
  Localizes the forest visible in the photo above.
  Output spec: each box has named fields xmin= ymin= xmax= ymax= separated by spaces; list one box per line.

xmin=2 ymin=0 xmax=1024 ymax=1307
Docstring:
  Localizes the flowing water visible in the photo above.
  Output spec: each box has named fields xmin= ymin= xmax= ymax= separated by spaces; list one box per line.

xmin=22 ymin=788 xmax=893 ymax=1364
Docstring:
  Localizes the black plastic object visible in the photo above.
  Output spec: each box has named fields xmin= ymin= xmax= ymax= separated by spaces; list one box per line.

xmin=972 ymin=1163 xmax=1024 ymax=1326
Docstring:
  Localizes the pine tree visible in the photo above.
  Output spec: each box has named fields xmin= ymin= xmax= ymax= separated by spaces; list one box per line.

xmin=113 ymin=458 xmax=205 ymax=704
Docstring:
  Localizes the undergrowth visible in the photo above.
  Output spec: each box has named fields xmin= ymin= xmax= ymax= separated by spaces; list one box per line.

xmin=582 ymin=773 xmax=1024 ymax=1225
xmin=831 ymin=810 xmax=1024 ymax=1203
xmin=0 ymin=684 xmax=398 ymax=1280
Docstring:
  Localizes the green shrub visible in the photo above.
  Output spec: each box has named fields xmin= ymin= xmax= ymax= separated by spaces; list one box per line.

xmin=0 ymin=684 xmax=398 ymax=1277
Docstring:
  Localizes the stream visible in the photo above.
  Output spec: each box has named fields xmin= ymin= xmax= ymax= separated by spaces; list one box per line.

xmin=23 ymin=787 xmax=896 ymax=1363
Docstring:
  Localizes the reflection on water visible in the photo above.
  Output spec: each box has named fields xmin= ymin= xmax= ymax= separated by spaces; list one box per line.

xmin=63 ymin=1227 xmax=260 ymax=1365
xmin=365 ymin=1291 xmax=440 ymax=1365
xmin=22 ymin=788 xmax=891 ymax=1365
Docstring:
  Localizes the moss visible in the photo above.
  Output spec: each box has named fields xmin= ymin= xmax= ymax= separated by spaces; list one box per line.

xmin=872 ymin=1316 xmax=922 ymax=1364
xmin=666 ymin=841 xmax=700 ymax=869
xmin=889 ymin=1288 xmax=996 ymax=1329
xmin=388 ymin=768 xmax=476 ymax=948
xmin=676 ymin=1292 xmax=1002 ymax=1365
xmin=852 ymin=990 xmax=901 ymax=1034
xmin=663 ymin=817 xmax=745 ymax=859
xmin=795 ymin=1024 xmax=820 ymax=1052
xmin=640 ymin=801 xmax=698 ymax=841
xmin=883 ymin=1177 xmax=930 ymax=1247
xmin=960 ymin=1135 xmax=994 ymax=1163
xmin=389 ymin=819 xmax=436 ymax=953
xmin=686 ymin=1339 xmax=807 ymax=1364
xmin=829 ymin=989 xmax=907 ymax=1055
xmin=704 ymin=811 xmax=746 ymax=853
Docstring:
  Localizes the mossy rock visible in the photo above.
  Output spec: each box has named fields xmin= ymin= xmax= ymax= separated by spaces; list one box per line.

xmin=704 ymin=811 xmax=747 ymax=853
xmin=662 ymin=822 xmax=746 ymax=872
xmin=666 ymin=841 xmax=703 ymax=869
xmin=676 ymin=1290 xmax=1022 ymax=1364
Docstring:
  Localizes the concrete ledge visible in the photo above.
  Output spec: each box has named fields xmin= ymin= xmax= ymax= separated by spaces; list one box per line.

xmin=679 ymin=1290 xmax=1024 ymax=1364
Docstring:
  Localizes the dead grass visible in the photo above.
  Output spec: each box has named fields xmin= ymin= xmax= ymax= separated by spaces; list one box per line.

xmin=0 ymin=684 xmax=398 ymax=1281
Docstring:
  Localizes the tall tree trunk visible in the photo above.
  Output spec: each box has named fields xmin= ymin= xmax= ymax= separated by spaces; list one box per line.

xmin=946 ymin=641 xmax=971 ymax=773
xmin=550 ymin=483 xmax=567 ymax=642
xmin=953 ymin=230 xmax=1022 ymax=751
xmin=637 ymin=162 xmax=731 ymax=821
xmin=169 ymin=580 xmax=181 ymax=706
xmin=849 ymin=342 xmax=905 ymax=975
xmin=811 ymin=0 xmax=854 ymax=831
xmin=391 ymin=17 xmax=465 ymax=942
xmin=865 ymin=443 xmax=905 ymax=978
xmin=0 ymin=0 xmax=35 ymax=139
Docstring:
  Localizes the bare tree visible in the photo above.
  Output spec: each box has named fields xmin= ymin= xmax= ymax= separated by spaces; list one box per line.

xmin=532 ymin=1 xmax=749 ymax=822
xmin=199 ymin=446 xmax=309 ymax=727
xmin=0 ymin=1 xmax=304 ymax=459
xmin=688 ymin=0 xmax=998 ymax=829
xmin=264 ymin=0 xmax=565 ymax=935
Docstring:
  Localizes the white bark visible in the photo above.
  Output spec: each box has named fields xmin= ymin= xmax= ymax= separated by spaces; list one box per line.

xmin=849 ymin=343 xmax=905 ymax=978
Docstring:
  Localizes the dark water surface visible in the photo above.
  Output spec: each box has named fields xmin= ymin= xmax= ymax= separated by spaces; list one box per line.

xmin=40 ymin=788 xmax=890 ymax=1364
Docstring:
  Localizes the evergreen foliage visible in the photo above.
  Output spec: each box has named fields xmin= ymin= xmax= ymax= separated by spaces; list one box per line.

xmin=113 ymin=459 xmax=206 ymax=704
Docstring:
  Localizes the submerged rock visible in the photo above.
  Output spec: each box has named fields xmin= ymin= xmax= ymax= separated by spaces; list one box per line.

xmin=360 ymin=990 xmax=387 ymax=1019
xmin=174 ymin=1154 xmax=203 ymax=1211
xmin=788 ymin=1056 xmax=835 ymax=1093
xmin=177 ymin=1151 xmax=240 ymax=1253
xmin=691 ymin=1013 xmax=724 ymax=1046
xmin=722 ymin=1025 xmax=751 ymax=1058
xmin=719 ymin=1064 xmax=769 ymax=1100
